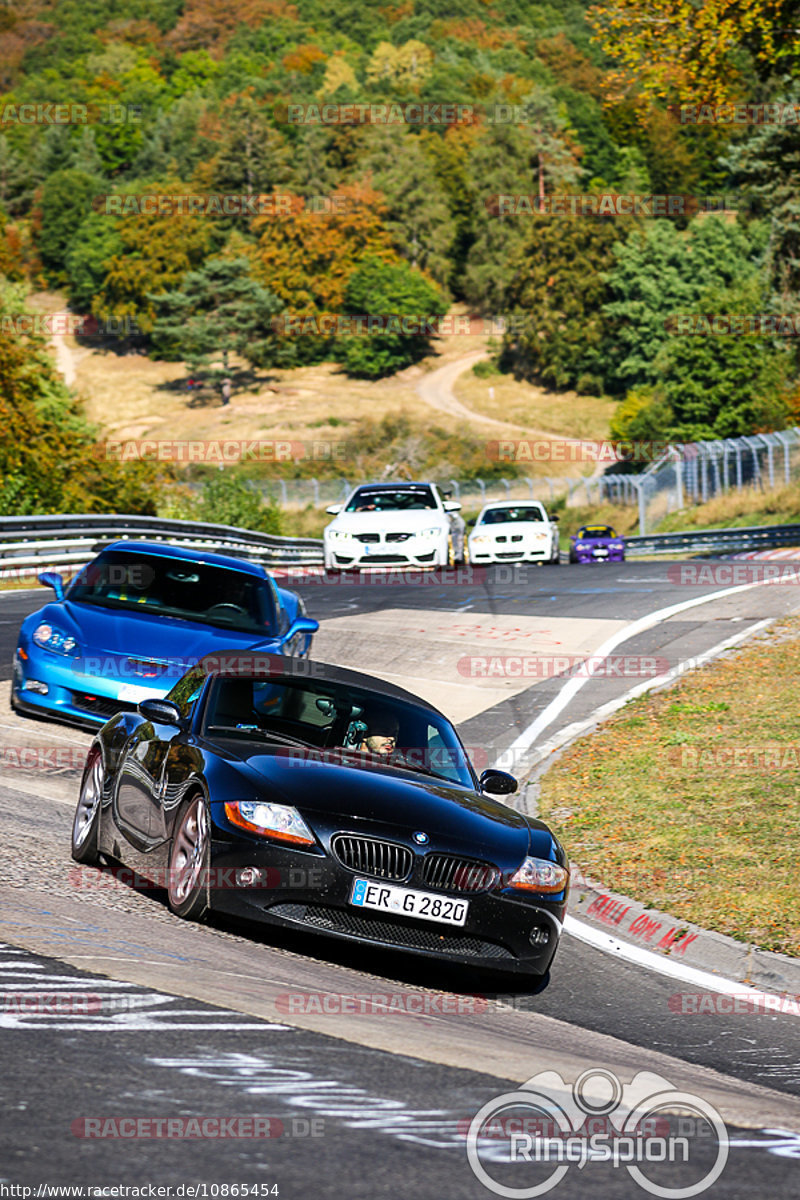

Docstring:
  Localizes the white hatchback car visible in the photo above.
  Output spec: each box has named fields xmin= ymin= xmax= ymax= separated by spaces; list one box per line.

xmin=324 ymin=482 xmax=466 ymax=571
xmin=468 ymin=501 xmax=560 ymax=565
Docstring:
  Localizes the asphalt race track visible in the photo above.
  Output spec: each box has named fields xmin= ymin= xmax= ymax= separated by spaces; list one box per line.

xmin=2 ymin=561 xmax=800 ymax=1198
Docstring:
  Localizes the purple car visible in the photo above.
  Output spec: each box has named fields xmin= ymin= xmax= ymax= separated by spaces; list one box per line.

xmin=569 ymin=524 xmax=625 ymax=563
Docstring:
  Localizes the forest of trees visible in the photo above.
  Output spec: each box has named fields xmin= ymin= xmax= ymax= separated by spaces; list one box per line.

xmin=0 ymin=0 xmax=799 ymax=510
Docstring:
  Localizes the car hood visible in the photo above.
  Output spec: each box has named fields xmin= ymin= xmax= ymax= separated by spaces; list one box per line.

xmin=327 ymin=510 xmax=445 ymax=535
xmin=215 ymin=744 xmax=532 ymax=862
xmin=32 ymin=600 xmax=278 ymax=658
xmin=471 ymin=521 xmax=549 ymax=535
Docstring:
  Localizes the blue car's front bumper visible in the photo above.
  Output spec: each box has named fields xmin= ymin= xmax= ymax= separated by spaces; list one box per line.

xmin=11 ymin=644 xmax=176 ymax=728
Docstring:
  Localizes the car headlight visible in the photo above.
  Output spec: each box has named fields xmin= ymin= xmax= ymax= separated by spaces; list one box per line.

xmin=418 ymin=527 xmax=442 ymax=539
xmin=507 ymin=857 xmax=568 ymax=894
xmin=470 ymin=534 xmax=490 ymax=544
xmin=609 ymin=542 xmax=624 ymax=549
xmin=32 ymin=623 xmax=79 ymax=655
xmin=224 ymin=801 xmax=315 ymax=845
xmin=327 ymin=529 xmax=351 ymax=541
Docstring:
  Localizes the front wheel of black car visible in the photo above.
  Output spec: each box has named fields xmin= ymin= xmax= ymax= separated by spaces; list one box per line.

xmin=71 ymin=752 xmax=103 ymax=865
xmin=167 ymin=794 xmax=210 ymax=921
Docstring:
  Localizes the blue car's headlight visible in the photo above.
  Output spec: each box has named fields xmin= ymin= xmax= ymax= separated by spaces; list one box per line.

xmin=32 ymin=623 xmax=79 ymax=655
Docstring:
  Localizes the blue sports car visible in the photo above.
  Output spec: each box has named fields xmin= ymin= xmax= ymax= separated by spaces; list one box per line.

xmin=11 ymin=541 xmax=318 ymax=729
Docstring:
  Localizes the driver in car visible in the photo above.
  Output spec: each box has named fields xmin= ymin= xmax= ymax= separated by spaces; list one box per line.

xmin=356 ymin=711 xmax=399 ymax=757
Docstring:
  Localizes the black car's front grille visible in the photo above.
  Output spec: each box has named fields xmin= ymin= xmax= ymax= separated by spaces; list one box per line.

xmin=421 ymin=854 xmax=499 ymax=893
xmin=268 ymin=902 xmax=514 ymax=959
xmin=354 ymin=533 xmax=380 ymax=543
xmin=69 ymin=692 xmax=137 ymax=719
xmin=331 ymin=835 xmax=413 ymax=881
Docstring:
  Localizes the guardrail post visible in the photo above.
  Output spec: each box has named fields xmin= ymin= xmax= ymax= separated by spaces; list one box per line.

xmin=311 ymin=478 xmax=320 ymax=505
xmin=449 ymin=479 xmax=461 ymax=501
xmin=476 ymin=477 xmax=486 ymax=503
xmin=500 ymin=477 xmax=511 ymax=498
xmin=636 ymin=478 xmax=647 ymax=535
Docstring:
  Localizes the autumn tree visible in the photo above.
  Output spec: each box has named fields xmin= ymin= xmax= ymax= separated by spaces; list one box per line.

xmin=250 ymin=180 xmax=398 ymax=312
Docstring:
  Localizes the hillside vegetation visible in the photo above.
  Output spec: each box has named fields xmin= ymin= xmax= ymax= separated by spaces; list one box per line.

xmin=1 ymin=1 xmax=798 ymax=517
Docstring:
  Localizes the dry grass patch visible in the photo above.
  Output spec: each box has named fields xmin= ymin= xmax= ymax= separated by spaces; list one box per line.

xmin=454 ymin=369 xmax=617 ymax=442
xmin=538 ymin=618 xmax=800 ymax=955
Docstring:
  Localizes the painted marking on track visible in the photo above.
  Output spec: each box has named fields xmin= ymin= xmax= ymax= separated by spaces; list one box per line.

xmin=0 ymin=947 xmax=288 ymax=1031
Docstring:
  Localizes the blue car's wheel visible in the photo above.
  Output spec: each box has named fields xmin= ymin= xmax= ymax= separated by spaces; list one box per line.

xmin=71 ymin=752 xmax=103 ymax=865
xmin=167 ymin=795 xmax=210 ymax=921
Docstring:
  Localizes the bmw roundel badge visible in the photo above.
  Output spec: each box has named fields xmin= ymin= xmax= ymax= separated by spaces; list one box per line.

xmin=413 ymin=831 xmax=429 ymax=845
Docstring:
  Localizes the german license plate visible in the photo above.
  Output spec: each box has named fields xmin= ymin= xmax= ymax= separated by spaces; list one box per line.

xmin=350 ymin=877 xmax=469 ymax=926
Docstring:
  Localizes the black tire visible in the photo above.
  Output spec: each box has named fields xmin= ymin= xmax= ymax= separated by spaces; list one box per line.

xmin=167 ymin=794 xmax=210 ymax=921
xmin=569 ymin=549 xmax=578 ymax=564
xmin=71 ymin=752 xmax=103 ymax=865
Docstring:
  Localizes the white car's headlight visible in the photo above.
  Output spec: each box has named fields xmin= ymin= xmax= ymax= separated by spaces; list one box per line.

xmin=327 ymin=529 xmax=352 ymax=541
xmin=224 ymin=801 xmax=315 ymax=845
xmin=507 ymin=857 xmax=568 ymax=894
xmin=470 ymin=534 xmax=490 ymax=545
xmin=419 ymin=526 xmax=442 ymax=539
xmin=32 ymin=623 xmax=79 ymax=655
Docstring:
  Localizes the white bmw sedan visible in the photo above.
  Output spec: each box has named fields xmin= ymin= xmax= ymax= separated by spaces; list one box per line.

xmin=324 ymin=482 xmax=466 ymax=571
xmin=468 ymin=501 xmax=560 ymax=565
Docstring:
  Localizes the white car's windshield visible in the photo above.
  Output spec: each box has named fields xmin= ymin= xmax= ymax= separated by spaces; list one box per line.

xmin=345 ymin=487 xmax=437 ymax=512
xmin=479 ymin=506 xmax=546 ymax=524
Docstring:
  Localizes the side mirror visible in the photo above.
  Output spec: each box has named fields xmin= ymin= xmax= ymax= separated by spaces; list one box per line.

xmin=38 ymin=571 xmax=65 ymax=601
xmin=289 ymin=616 xmax=319 ymax=637
xmin=138 ymin=698 xmax=183 ymax=726
xmin=551 ymin=513 xmax=560 ymax=522
xmin=326 ymin=504 xmax=342 ymax=515
xmin=479 ymin=768 xmax=518 ymax=795
xmin=443 ymin=500 xmax=462 ymax=512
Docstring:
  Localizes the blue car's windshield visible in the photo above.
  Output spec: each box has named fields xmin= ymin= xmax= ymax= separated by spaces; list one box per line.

xmin=67 ymin=551 xmax=276 ymax=634
xmin=201 ymin=674 xmax=476 ymax=787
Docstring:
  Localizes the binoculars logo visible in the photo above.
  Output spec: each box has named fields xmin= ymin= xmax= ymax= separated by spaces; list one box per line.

xmin=466 ymin=1067 xmax=728 ymax=1198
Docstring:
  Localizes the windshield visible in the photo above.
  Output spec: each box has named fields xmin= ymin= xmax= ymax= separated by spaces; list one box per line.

xmin=578 ymin=526 xmax=616 ymax=538
xmin=202 ymin=674 xmax=475 ymax=787
xmin=345 ymin=486 xmax=437 ymax=512
xmin=67 ymin=551 xmax=276 ymax=634
xmin=480 ymin=506 xmax=546 ymax=524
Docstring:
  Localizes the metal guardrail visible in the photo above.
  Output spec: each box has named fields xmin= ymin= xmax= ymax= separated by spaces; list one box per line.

xmin=0 ymin=513 xmax=324 ymax=578
xmin=2 ymin=513 xmax=799 ymax=576
xmin=625 ymin=523 xmax=800 ymax=557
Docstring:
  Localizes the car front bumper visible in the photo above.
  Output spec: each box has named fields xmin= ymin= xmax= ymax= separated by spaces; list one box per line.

xmin=207 ymin=837 xmax=565 ymax=976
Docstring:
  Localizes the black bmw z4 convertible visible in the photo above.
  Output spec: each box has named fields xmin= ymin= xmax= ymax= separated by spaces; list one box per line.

xmin=71 ymin=653 xmax=569 ymax=978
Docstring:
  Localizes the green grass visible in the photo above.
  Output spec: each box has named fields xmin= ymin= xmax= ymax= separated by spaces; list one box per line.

xmin=538 ymin=618 xmax=800 ymax=955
